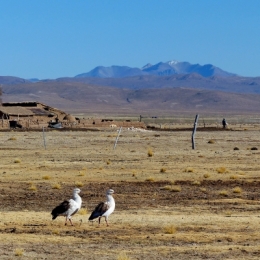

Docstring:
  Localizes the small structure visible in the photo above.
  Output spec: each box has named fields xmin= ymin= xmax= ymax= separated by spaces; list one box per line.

xmin=0 ymin=101 xmax=68 ymax=129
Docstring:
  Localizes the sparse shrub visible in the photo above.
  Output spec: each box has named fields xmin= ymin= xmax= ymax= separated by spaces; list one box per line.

xmin=78 ymin=171 xmax=85 ymax=176
xmin=208 ymin=139 xmax=215 ymax=144
xmin=52 ymin=183 xmax=61 ymax=189
xmin=14 ymin=158 xmax=21 ymax=163
xmin=160 ymin=168 xmax=166 ymax=173
xmin=219 ymin=190 xmax=228 ymax=197
xmin=145 ymin=177 xmax=155 ymax=182
xmin=42 ymin=175 xmax=51 ymax=180
xmin=171 ymin=185 xmax=182 ymax=192
xmin=28 ymin=184 xmax=37 ymax=191
xmin=163 ymin=224 xmax=177 ymax=234
xmin=192 ymin=180 xmax=201 ymax=185
xmin=106 ymin=160 xmax=111 ymax=165
xmin=147 ymin=148 xmax=154 ymax=157
xmin=8 ymin=136 xmax=17 ymax=141
xmin=203 ymin=173 xmax=210 ymax=178
xmin=200 ymin=187 xmax=207 ymax=193
xmin=233 ymin=147 xmax=239 ymax=150
xmin=75 ymin=181 xmax=83 ymax=187
xmin=14 ymin=248 xmax=24 ymax=256
xmin=216 ymin=167 xmax=228 ymax=174
xmin=251 ymin=147 xmax=258 ymax=150
xmin=230 ymin=175 xmax=238 ymax=180
xmin=78 ymin=208 xmax=88 ymax=215
xmin=160 ymin=185 xmax=172 ymax=190
xmin=52 ymin=229 xmax=60 ymax=235
xmin=233 ymin=186 xmax=242 ymax=193
xmin=225 ymin=211 xmax=232 ymax=217
xmin=185 ymin=167 xmax=194 ymax=173
xmin=117 ymin=252 xmax=131 ymax=260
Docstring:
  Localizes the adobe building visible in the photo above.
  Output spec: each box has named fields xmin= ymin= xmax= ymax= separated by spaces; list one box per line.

xmin=0 ymin=101 xmax=68 ymax=129
xmin=0 ymin=101 xmax=146 ymax=130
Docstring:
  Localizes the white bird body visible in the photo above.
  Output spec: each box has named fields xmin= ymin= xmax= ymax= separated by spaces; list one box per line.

xmin=89 ymin=189 xmax=115 ymax=226
xmin=51 ymin=188 xmax=82 ymax=226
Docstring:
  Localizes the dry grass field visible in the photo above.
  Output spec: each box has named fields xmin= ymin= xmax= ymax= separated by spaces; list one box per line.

xmin=0 ymin=124 xmax=259 ymax=259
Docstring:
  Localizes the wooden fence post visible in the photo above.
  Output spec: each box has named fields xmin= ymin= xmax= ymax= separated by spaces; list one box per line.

xmin=192 ymin=114 xmax=199 ymax=149
xmin=113 ymin=127 xmax=122 ymax=150
xmin=42 ymin=127 xmax=47 ymax=149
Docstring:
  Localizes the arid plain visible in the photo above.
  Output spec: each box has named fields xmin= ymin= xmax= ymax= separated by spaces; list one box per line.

xmin=0 ymin=123 xmax=259 ymax=259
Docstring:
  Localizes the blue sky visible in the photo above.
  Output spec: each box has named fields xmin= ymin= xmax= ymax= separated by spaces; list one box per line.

xmin=0 ymin=0 xmax=259 ymax=79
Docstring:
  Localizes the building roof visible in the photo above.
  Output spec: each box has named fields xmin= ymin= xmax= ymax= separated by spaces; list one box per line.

xmin=0 ymin=106 xmax=34 ymax=116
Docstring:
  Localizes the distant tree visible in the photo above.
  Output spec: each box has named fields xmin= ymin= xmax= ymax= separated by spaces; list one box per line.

xmin=0 ymin=87 xmax=2 ymax=104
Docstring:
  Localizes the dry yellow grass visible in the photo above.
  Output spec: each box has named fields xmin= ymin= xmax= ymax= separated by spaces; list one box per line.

xmin=75 ymin=181 xmax=83 ymax=187
xmin=163 ymin=224 xmax=177 ymax=234
xmin=219 ymin=190 xmax=228 ymax=196
xmin=28 ymin=184 xmax=37 ymax=191
xmin=42 ymin=175 xmax=51 ymax=180
xmin=14 ymin=158 xmax=21 ymax=163
xmin=52 ymin=183 xmax=61 ymax=189
xmin=233 ymin=186 xmax=242 ymax=193
xmin=14 ymin=248 xmax=24 ymax=256
xmin=145 ymin=177 xmax=155 ymax=182
xmin=171 ymin=185 xmax=182 ymax=192
xmin=185 ymin=167 xmax=194 ymax=173
xmin=0 ymin=127 xmax=259 ymax=259
xmin=192 ymin=180 xmax=201 ymax=185
xmin=8 ymin=136 xmax=17 ymax=141
xmin=78 ymin=208 xmax=88 ymax=215
xmin=117 ymin=252 xmax=131 ymax=260
xmin=216 ymin=167 xmax=228 ymax=174
xmin=147 ymin=148 xmax=154 ymax=157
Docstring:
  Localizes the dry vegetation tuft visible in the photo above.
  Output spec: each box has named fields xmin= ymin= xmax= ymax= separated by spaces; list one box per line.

xmin=185 ymin=167 xmax=194 ymax=173
xmin=203 ymin=173 xmax=210 ymax=178
xmin=14 ymin=248 xmax=24 ymax=256
xmin=28 ymin=183 xmax=37 ymax=191
xmin=171 ymin=185 xmax=182 ymax=192
xmin=8 ymin=136 xmax=17 ymax=141
xmin=163 ymin=224 xmax=177 ymax=234
xmin=216 ymin=167 xmax=228 ymax=174
xmin=42 ymin=175 xmax=51 ymax=180
xmin=145 ymin=177 xmax=155 ymax=182
xmin=52 ymin=183 xmax=61 ymax=189
xmin=160 ymin=168 xmax=167 ymax=173
xmin=219 ymin=190 xmax=228 ymax=197
xmin=117 ymin=252 xmax=131 ymax=260
xmin=147 ymin=148 xmax=154 ymax=157
xmin=233 ymin=186 xmax=242 ymax=193
xmin=75 ymin=181 xmax=83 ymax=187
xmin=78 ymin=208 xmax=88 ymax=215
xmin=14 ymin=158 xmax=21 ymax=163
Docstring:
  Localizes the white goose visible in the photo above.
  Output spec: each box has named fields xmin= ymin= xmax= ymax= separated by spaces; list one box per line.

xmin=89 ymin=189 xmax=115 ymax=226
xmin=51 ymin=188 xmax=82 ymax=226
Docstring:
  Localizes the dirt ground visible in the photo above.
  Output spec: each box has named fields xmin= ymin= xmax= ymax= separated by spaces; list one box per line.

xmin=0 ymin=124 xmax=259 ymax=259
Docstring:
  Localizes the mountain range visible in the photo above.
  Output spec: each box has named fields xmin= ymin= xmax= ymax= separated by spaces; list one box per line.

xmin=1 ymin=60 xmax=260 ymax=115
xmin=75 ymin=60 xmax=236 ymax=78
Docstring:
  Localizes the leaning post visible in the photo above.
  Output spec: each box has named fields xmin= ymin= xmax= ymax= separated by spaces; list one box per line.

xmin=113 ymin=126 xmax=122 ymax=150
xmin=192 ymin=114 xmax=199 ymax=149
xmin=42 ymin=126 xmax=47 ymax=149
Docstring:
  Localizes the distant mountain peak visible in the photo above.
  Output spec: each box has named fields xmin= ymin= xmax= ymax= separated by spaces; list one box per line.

xmin=142 ymin=63 xmax=153 ymax=70
xmin=168 ymin=60 xmax=179 ymax=66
